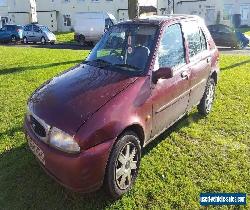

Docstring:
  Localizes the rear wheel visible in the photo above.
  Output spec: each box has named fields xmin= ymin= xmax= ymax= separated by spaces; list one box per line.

xmin=236 ymin=41 xmax=244 ymax=49
xmin=23 ymin=37 xmax=28 ymax=44
xmin=79 ymin=35 xmax=85 ymax=45
xmin=104 ymin=131 xmax=141 ymax=199
xmin=197 ymin=78 xmax=216 ymax=116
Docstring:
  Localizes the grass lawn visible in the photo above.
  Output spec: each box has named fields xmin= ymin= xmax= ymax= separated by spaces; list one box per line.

xmin=0 ymin=46 xmax=249 ymax=209
xmin=55 ymin=32 xmax=76 ymax=44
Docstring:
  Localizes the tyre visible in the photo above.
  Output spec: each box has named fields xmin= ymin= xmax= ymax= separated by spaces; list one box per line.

xmin=11 ymin=35 xmax=16 ymax=43
xmin=235 ymin=41 xmax=244 ymax=49
xmin=23 ymin=37 xmax=28 ymax=44
xmin=50 ymin=41 xmax=55 ymax=45
xmin=104 ymin=131 xmax=141 ymax=199
xmin=79 ymin=35 xmax=85 ymax=45
xmin=41 ymin=37 xmax=46 ymax=45
xmin=197 ymin=78 xmax=216 ymax=116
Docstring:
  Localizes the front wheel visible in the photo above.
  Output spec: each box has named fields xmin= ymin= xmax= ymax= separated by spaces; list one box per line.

xmin=104 ymin=131 xmax=141 ymax=199
xmin=11 ymin=35 xmax=16 ymax=43
xmin=41 ymin=37 xmax=46 ymax=45
xmin=197 ymin=78 xmax=216 ymax=116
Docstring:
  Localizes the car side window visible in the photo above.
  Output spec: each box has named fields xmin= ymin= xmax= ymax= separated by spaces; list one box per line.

xmin=200 ymin=29 xmax=207 ymax=50
xmin=208 ymin=25 xmax=216 ymax=33
xmin=33 ymin=25 xmax=40 ymax=32
xmin=105 ymin=18 xmax=114 ymax=29
xmin=218 ymin=26 xmax=231 ymax=33
xmin=6 ymin=26 xmax=11 ymax=31
xmin=24 ymin=25 xmax=32 ymax=32
xmin=158 ymin=24 xmax=186 ymax=68
xmin=182 ymin=21 xmax=202 ymax=58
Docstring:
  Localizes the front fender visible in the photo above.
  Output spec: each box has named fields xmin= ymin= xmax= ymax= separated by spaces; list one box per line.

xmin=75 ymin=76 xmax=153 ymax=151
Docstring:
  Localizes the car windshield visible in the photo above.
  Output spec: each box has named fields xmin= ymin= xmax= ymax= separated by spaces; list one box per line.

xmin=86 ymin=24 xmax=158 ymax=73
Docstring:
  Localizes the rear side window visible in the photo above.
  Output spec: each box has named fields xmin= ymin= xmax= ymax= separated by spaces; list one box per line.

xmin=208 ymin=25 xmax=217 ymax=33
xmin=218 ymin=25 xmax=232 ymax=33
xmin=200 ymin=30 xmax=207 ymax=50
xmin=105 ymin=18 xmax=114 ymax=29
xmin=158 ymin=24 xmax=186 ymax=68
xmin=182 ymin=21 xmax=207 ymax=58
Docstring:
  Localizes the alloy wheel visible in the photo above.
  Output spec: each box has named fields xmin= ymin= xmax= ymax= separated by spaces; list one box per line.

xmin=115 ymin=143 xmax=138 ymax=190
xmin=23 ymin=37 xmax=28 ymax=44
xmin=205 ymin=83 xmax=215 ymax=113
xmin=11 ymin=35 xmax=16 ymax=42
xmin=41 ymin=37 xmax=46 ymax=45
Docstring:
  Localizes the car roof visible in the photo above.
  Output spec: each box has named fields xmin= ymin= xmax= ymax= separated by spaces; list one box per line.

xmin=208 ymin=24 xmax=232 ymax=27
xmin=26 ymin=24 xmax=46 ymax=27
xmin=4 ymin=24 xmax=22 ymax=27
xmin=119 ymin=15 xmax=201 ymax=26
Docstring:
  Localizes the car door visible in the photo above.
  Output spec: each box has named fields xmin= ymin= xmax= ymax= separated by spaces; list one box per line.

xmin=0 ymin=26 xmax=7 ymax=40
xmin=24 ymin=25 xmax=33 ymax=41
xmin=151 ymin=23 xmax=191 ymax=137
xmin=182 ymin=21 xmax=211 ymax=109
xmin=5 ymin=25 xmax=13 ymax=40
xmin=29 ymin=25 xmax=36 ymax=42
xmin=33 ymin=25 xmax=41 ymax=42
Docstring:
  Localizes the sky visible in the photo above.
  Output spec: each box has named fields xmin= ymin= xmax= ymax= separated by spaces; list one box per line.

xmin=139 ymin=0 xmax=157 ymax=7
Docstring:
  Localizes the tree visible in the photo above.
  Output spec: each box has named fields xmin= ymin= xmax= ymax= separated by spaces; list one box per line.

xmin=29 ymin=0 xmax=37 ymax=23
xmin=128 ymin=0 xmax=139 ymax=19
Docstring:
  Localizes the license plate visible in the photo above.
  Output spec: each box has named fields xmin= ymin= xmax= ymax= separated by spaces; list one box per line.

xmin=28 ymin=137 xmax=45 ymax=165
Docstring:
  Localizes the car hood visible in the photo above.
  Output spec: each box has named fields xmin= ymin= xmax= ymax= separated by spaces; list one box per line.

xmin=29 ymin=64 xmax=137 ymax=134
xmin=44 ymin=31 xmax=55 ymax=37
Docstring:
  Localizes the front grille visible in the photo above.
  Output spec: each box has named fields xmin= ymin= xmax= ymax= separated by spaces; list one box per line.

xmin=30 ymin=115 xmax=47 ymax=138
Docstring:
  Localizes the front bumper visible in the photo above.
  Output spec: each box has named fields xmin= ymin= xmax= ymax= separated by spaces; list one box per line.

xmin=24 ymin=117 xmax=115 ymax=192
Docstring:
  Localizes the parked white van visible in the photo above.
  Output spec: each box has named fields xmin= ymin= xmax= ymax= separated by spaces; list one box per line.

xmin=74 ymin=12 xmax=117 ymax=45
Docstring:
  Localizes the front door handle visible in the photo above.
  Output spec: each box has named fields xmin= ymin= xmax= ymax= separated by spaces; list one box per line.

xmin=181 ymin=71 xmax=190 ymax=80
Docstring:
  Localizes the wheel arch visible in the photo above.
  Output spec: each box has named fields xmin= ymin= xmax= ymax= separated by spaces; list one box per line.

xmin=118 ymin=124 xmax=145 ymax=148
xmin=211 ymin=70 xmax=218 ymax=85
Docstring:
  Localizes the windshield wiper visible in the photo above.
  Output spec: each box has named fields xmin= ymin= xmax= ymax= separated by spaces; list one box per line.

xmin=83 ymin=59 xmax=112 ymax=68
xmin=112 ymin=63 xmax=141 ymax=71
xmin=92 ymin=59 xmax=112 ymax=66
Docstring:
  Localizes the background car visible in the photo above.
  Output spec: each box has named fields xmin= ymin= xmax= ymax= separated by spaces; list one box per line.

xmin=23 ymin=24 xmax=56 ymax=45
xmin=0 ymin=24 xmax=23 ymax=43
xmin=208 ymin=24 xmax=249 ymax=49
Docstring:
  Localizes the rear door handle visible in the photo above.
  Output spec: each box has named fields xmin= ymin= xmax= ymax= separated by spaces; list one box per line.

xmin=207 ymin=56 xmax=212 ymax=63
xmin=181 ymin=71 xmax=190 ymax=80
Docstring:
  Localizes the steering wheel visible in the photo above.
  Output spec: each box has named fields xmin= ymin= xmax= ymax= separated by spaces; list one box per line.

xmin=109 ymin=50 xmax=120 ymax=56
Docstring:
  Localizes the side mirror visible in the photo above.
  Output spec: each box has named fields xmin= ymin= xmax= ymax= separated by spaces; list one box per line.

xmin=152 ymin=67 xmax=173 ymax=84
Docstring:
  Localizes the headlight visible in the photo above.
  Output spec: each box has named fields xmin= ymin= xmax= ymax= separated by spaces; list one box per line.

xmin=50 ymin=127 xmax=80 ymax=154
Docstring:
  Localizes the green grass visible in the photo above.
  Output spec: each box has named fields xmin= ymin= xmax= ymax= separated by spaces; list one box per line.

xmin=55 ymin=32 xmax=76 ymax=44
xmin=0 ymin=46 xmax=249 ymax=209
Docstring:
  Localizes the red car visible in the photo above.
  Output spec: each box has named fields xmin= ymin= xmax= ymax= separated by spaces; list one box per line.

xmin=24 ymin=15 xmax=219 ymax=198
